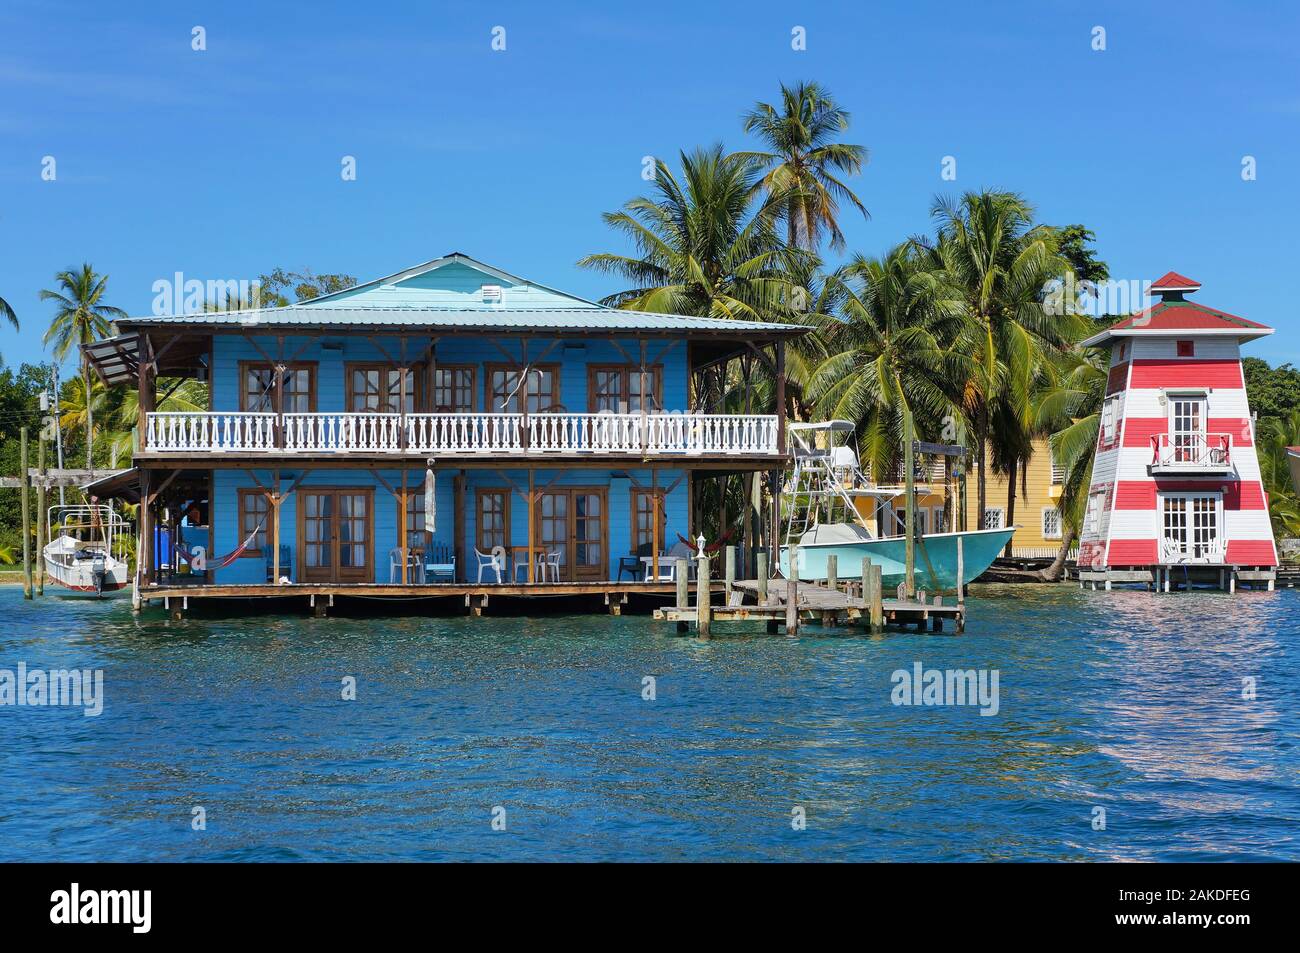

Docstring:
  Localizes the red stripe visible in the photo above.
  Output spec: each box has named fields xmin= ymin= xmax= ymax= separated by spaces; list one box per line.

xmin=1130 ymin=359 xmax=1243 ymax=389
xmin=1111 ymin=480 xmax=1266 ymax=510
xmin=1107 ymin=539 xmax=1157 ymax=564
xmin=1225 ymin=540 xmax=1277 ymax=566
xmin=1121 ymin=417 xmax=1168 ymax=447
xmin=1207 ymin=417 xmax=1253 ymax=446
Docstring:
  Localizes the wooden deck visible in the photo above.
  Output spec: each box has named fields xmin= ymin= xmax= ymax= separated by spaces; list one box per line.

xmin=653 ymin=578 xmax=965 ymax=634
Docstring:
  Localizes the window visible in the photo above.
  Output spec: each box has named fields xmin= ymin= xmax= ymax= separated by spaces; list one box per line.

xmin=433 ymin=365 xmax=476 ymax=412
xmin=631 ymin=490 xmax=666 ymax=553
xmin=1049 ymin=447 xmax=1065 ymax=485
xmin=477 ymin=490 xmax=509 ymax=552
xmin=487 ymin=364 xmax=560 ymax=413
xmin=1099 ymin=396 xmax=1119 ymax=447
xmin=892 ymin=506 xmax=928 ymax=536
xmin=240 ymin=362 xmax=316 ymax=413
xmin=932 ymin=506 xmax=946 ymax=533
xmin=346 ymin=364 xmax=418 ymax=413
xmin=981 ymin=508 xmax=1005 ymax=530
xmin=589 ymin=365 xmax=662 ymax=413
xmin=1083 ymin=491 xmax=1105 ymax=536
xmin=1176 ymin=340 xmax=1195 ymax=358
xmin=403 ymin=490 xmax=428 ymax=551
xmin=1041 ymin=507 xmax=1062 ymax=540
xmin=237 ymin=489 xmax=269 ymax=556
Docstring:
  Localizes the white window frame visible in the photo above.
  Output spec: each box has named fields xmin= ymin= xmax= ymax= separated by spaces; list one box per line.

xmin=932 ymin=505 xmax=946 ymax=533
xmin=1157 ymin=491 xmax=1223 ymax=563
xmin=1083 ymin=491 xmax=1104 ymax=536
xmin=1041 ymin=506 xmax=1062 ymax=540
xmin=1099 ymin=396 xmax=1119 ymax=446
xmin=981 ymin=507 xmax=1005 ymax=530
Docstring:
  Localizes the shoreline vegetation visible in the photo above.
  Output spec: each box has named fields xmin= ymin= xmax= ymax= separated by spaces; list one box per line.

xmin=3 ymin=82 xmax=1299 ymax=578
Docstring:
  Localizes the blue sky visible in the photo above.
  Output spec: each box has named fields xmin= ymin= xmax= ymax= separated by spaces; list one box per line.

xmin=2 ymin=0 xmax=1297 ymax=369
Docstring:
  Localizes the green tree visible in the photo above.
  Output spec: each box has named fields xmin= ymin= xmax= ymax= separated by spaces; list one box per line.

xmin=740 ymin=81 xmax=869 ymax=251
xmin=925 ymin=191 xmax=1085 ymax=533
xmin=0 ymin=293 xmax=18 ymax=365
xmin=254 ymin=268 xmax=358 ymax=307
xmin=1243 ymin=357 xmax=1300 ymax=421
xmin=40 ymin=264 xmax=127 ymax=468
xmin=804 ymin=245 xmax=970 ymax=482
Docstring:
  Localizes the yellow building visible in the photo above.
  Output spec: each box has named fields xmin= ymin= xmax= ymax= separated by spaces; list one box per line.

xmin=861 ymin=438 xmax=1068 ymax=558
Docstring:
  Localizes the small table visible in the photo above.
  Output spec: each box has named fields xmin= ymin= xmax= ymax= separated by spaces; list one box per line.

xmin=510 ymin=545 xmax=545 ymax=582
xmin=640 ymin=555 xmax=676 ymax=581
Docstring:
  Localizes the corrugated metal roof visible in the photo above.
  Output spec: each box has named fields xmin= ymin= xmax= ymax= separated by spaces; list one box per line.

xmin=118 ymin=305 xmax=807 ymax=335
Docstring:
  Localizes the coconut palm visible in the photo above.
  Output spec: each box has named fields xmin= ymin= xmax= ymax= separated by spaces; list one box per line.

xmin=1256 ymin=412 xmax=1300 ymax=541
xmin=578 ymin=144 xmax=814 ymax=414
xmin=41 ymin=264 xmax=127 ymax=468
xmin=925 ymin=191 xmax=1085 ymax=528
xmin=740 ymin=81 xmax=869 ymax=251
xmin=1030 ymin=348 xmax=1107 ymax=579
xmin=0 ymin=292 xmax=18 ymax=364
xmin=804 ymin=245 xmax=971 ymax=482
xmin=110 ymin=377 xmax=209 ymax=462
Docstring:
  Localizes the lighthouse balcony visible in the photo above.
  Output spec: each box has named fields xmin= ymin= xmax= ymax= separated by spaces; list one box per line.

xmin=1149 ymin=433 xmax=1233 ymax=475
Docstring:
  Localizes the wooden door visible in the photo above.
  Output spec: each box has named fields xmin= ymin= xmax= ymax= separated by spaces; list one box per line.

xmin=535 ymin=487 xmax=607 ymax=581
xmin=299 ymin=489 xmax=373 ymax=583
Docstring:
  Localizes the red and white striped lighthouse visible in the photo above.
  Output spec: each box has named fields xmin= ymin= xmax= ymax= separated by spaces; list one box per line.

xmin=1077 ymin=272 xmax=1277 ymax=586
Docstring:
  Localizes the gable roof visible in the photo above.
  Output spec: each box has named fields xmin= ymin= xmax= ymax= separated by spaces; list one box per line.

xmin=299 ymin=252 xmax=600 ymax=309
xmin=1149 ymin=271 xmax=1202 ymax=293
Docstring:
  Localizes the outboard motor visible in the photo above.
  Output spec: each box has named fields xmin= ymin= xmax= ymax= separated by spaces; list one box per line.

xmin=91 ymin=554 xmax=107 ymax=597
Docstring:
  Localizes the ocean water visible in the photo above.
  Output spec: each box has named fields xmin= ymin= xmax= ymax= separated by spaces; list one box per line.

xmin=0 ymin=583 xmax=1295 ymax=862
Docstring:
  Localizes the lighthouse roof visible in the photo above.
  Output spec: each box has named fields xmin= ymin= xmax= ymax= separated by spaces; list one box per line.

xmin=1079 ymin=273 xmax=1271 ymax=347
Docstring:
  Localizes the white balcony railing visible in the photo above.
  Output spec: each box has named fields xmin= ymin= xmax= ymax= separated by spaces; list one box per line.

xmin=143 ymin=411 xmax=780 ymax=457
xmin=1150 ymin=433 xmax=1232 ymax=472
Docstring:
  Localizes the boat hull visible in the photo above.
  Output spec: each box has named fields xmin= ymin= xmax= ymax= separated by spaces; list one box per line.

xmin=779 ymin=527 xmax=1016 ymax=589
xmin=43 ymin=554 xmax=130 ymax=596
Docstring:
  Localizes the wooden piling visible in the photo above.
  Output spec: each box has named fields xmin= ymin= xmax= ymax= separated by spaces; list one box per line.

xmin=756 ymin=551 xmax=769 ymax=603
xmin=20 ymin=427 xmax=32 ymax=599
xmin=675 ymin=557 xmax=689 ymax=633
xmin=785 ymin=544 xmax=799 ymax=635
xmin=956 ymin=535 xmax=965 ymax=604
xmin=866 ymin=562 xmax=883 ymax=634
xmin=724 ymin=544 xmax=735 ymax=604
xmin=826 ymin=553 xmax=838 ymax=594
xmin=696 ymin=554 xmax=711 ymax=638
xmin=35 ymin=435 xmax=46 ymax=596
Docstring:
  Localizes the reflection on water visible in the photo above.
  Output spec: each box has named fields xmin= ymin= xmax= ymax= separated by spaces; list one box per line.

xmin=0 ymin=583 xmax=1295 ymax=861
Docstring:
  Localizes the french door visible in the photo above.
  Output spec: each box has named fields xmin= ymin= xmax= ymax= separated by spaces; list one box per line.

xmin=299 ymin=489 xmax=373 ymax=582
xmin=1170 ymin=397 xmax=1206 ymax=463
xmin=535 ymin=488 xmax=607 ymax=581
xmin=1160 ymin=493 xmax=1221 ymax=563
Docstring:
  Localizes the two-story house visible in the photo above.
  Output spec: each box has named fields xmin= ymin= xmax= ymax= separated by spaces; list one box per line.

xmin=83 ymin=253 xmax=805 ymax=608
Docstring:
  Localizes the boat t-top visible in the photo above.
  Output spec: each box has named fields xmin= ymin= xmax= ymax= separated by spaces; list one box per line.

xmin=42 ymin=504 xmax=131 ymax=596
xmin=778 ymin=420 xmax=1015 ymax=590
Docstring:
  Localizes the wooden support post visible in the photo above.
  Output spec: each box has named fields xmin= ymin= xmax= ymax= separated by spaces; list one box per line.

xmin=931 ymin=595 xmax=943 ymax=632
xmin=271 ymin=469 xmax=281 ymax=584
xmin=35 ymin=435 xmax=46 ymax=596
xmin=724 ymin=544 xmax=735 ymax=603
xmin=675 ymin=557 xmax=689 ymax=633
xmin=775 ymin=340 xmax=787 ymax=456
xmin=826 ymin=553 xmax=838 ymax=594
xmin=453 ymin=471 xmax=466 ymax=581
xmin=903 ymin=407 xmax=916 ymax=598
xmin=139 ymin=470 xmax=152 ymax=588
xmin=399 ymin=468 xmax=408 ymax=585
xmin=866 ymin=561 xmax=884 ymax=634
xmin=756 ymin=551 xmax=769 ymax=603
xmin=956 ymin=535 xmax=965 ymax=604
xmin=696 ymin=554 xmax=711 ymax=638
xmin=785 ymin=544 xmax=799 ymax=635
xmin=651 ymin=469 xmax=660 ymax=582
xmin=20 ymin=428 xmax=32 ymax=599
xmin=527 ymin=469 xmax=536 ymax=584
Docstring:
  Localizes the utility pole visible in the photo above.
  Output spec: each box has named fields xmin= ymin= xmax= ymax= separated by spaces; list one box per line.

xmin=51 ymin=363 xmax=66 ymax=506
xmin=36 ymin=436 xmax=46 ymax=596
xmin=20 ymin=428 xmax=33 ymax=599
xmin=903 ymin=408 xmax=916 ymax=599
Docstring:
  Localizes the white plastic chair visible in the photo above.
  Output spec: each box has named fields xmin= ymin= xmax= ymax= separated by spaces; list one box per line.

xmin=388 ymin=547 xmax=407 ymax=583
xmin=542 ymin=550 xmax=562 ymax=582
xmin=476 ymin=547 xmax=504 ymax=583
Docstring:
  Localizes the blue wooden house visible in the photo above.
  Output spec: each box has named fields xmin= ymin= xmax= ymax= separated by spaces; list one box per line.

xmin=84 ymin=253 xmax=803 ymax=610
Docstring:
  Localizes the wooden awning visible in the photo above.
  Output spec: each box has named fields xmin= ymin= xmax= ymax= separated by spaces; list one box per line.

xmin=82 ymin=332 xmax=210 ymax=386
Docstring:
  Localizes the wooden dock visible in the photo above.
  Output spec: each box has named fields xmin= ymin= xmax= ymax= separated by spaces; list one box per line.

xmin=653 ymin=578 xmax=965 ymax=635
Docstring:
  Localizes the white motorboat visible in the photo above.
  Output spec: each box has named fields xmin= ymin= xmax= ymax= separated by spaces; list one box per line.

xmin=42 ymin=504 xmax=131 ymax=596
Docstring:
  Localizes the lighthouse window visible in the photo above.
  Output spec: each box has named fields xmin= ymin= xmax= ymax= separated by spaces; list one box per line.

xmin=1176 ymin=340 xmax=1195 ymax=357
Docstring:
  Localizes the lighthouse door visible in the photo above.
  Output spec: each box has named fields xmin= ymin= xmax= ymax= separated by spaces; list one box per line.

xmin=1170 ymin=397 xmax=1207 ymax=464
xmin=1159 ymin=493 xmax=1221 ymax=563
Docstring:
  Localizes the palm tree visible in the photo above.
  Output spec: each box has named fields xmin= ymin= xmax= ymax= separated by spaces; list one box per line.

xmin=1030 ymin=348 xmax=1107 ymax=579
xmin=0 ymin=292 xmax=18 ymax=364
xmin=804 ymin=245 xmax=971 ymax=482
xmin=110 ymin=377 xmax=209 ymax=462
xmin=740 ymin=81 xmax=869 ymax=251
xmin=1256 ymin=412 xmax=1300 ymax=542
xmin=41 ymin=264 xmax=127 ymax=468
xmin=925 ymin=191 xmax=1084 ymax=529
